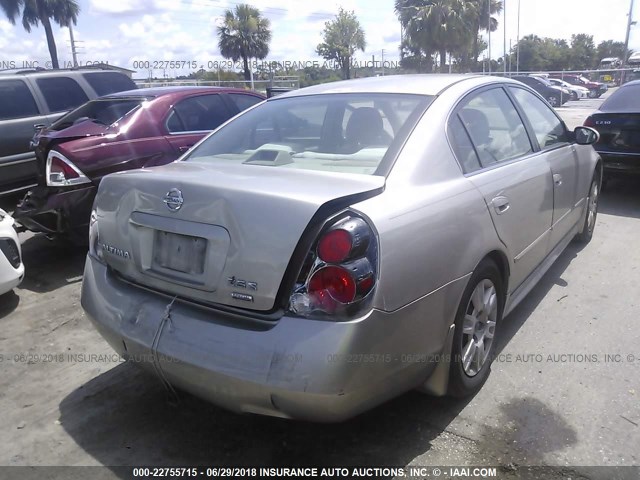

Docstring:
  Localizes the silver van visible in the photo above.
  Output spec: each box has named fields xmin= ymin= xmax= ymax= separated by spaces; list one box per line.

xmin=0 ymin=68 xmax=137 ymax=195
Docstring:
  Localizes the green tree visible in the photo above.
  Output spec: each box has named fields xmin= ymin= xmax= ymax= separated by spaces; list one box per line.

xmin=0 ymin=0 xmax=80 ymax=69
xmin=217 ymin=4 xmax=272 ymax=82
xmin=569 ymin=33 xmax=596 ymax=70
xmin=316 ymin=8 xmax=366 ymax=80
xmin=464 ymin=0 xmax=502 ymax=71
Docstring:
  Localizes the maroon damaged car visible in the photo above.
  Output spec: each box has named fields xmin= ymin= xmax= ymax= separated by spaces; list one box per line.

xmin=14 ymin=86 xmax=264 ymax=243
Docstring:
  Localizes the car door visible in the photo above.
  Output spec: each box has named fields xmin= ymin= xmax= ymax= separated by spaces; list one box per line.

xmin=450 ymin=86 xmax=554 ymax=291
xmin=509 ymin=86 xmax=581 ymax=246
xmin=164 ymin=94 xmax=234 ymax=155
xmin=0 ymin=78 xmax=51 ymax=193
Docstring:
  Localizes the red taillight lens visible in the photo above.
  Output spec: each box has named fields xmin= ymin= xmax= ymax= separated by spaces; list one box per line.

xmin=308 ymin=266 xmax=356 ymax=304
xmin=584 ymin=116 xmax=595 ymax=127
xmin=50 ymin=156 xmax=80 ymax=179
xmin=318 ymin=229 xmax=352 ymax=263
xmin=288 ymin=213 xmax=378 ymax=319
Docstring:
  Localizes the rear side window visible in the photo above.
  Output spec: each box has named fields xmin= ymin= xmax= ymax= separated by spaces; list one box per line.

xmin=0 ymin=80 xmax=40 ymax=119
xmin=448 ymin=115 xmax=482 ymax=173
xmin=36 ymin=77 xmax=89 ymax=113
xmin=82 ymin=72 xmax=137 ymax=96
xmin=168 ymin=94 xmax=231 ymax=133
xmin=227 ymin=93 xmax=263 ymax=112
xmin=457 ymin=88 xmax=532 ymax=167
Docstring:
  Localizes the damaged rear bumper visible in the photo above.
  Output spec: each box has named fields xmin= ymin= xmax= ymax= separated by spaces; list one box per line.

xmin=13 ymin=185 xmax=96 ymax=236
xmin=80 ymin=255 xmax=458 ymax=422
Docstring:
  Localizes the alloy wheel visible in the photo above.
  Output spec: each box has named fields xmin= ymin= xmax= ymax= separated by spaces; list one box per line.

xmin=461 ymin=279 xmax=498 ymax=377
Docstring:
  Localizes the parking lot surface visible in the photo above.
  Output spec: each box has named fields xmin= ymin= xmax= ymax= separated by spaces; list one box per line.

xmin=0 ymin=90 xmax=638 ymax=479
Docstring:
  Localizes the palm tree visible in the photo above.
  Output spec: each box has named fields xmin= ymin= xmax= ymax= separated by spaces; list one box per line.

xmin=217 ymin=4 xmax=272 ymax=82
xmin=466 ymin=0 xmax=502 ymax=70
xmin=396 ymin=0 xmax=472 ymax=73
xmin=0 ymin=0 xmax=80 ymax=69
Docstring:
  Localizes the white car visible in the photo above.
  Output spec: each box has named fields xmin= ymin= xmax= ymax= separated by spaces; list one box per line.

xmin=548 ymin=78 xmax=589 ymax=100
xmin=0 ymin=209 xmax=24 ymax=295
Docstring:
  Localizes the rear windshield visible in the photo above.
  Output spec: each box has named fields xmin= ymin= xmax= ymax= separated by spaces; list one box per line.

xmin=600 ymin=84 xmax=640 ymax=112
xmin=50 ymin=98 xmax=147 ymax=130
xmin=182 ymin=93 xmax=431 ymax=176
xmin=82 ymin=72 xmax=137 ymax=96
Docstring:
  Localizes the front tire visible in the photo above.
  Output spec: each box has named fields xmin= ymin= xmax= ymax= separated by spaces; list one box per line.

xmin=574 ymin=173 xmax=600 ymax=244
xmin=547 ymin=95 xmax=560 ymax=107
xmin=448 ymin=259 xmax=504 ymax=397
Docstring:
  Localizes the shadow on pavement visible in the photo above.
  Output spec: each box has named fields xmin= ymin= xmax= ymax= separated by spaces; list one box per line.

xmin=0 ymin=290 xmax=20 ymax=320
xmin=59 ymin=361 xmax=477 ymax=472
xmin=17 ymin=234 xmax=86 ymax=294
xmin=599 ymin=176 xmax=640 ymax=220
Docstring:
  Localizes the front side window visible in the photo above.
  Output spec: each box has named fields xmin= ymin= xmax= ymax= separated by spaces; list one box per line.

xmin=36 ymin=77 xmax=89 ymax=113
xmin=456 ymin=88 xmax=532 ymax=168
xmin=182 ymin=93 xmax=431 ymax=176
xmin=167 ymin=94 xmax=231 ymax=133
xmin=510 ymin=87 xmax=569 ymax=149
xmin=0 ymin=80 xmax=39 ymax=120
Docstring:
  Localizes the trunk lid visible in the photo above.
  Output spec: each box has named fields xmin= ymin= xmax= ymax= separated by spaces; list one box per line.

xmin=590 ymin=112 xmax=640 ymax=152
xmin=95 ymin=162 xmax=385 ymax=311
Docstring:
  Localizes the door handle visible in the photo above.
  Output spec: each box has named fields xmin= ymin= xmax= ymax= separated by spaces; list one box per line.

xmin=33 ymin=124 xmax=46 ymax=132
xmin=178 ymin=145 xmax=193 ymax=153
xmin=553 ymin=173 xmax=563 ymax=186
xmin=491 ymin=196 xmax=510 ymax=215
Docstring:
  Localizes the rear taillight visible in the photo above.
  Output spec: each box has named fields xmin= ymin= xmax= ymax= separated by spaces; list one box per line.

xmin=584 ymin=116 xmax=595 ymax=127
xmin=288 ymin=212 xmax=378 ymax=319
xmin=46 ymin=150 xmax=91 ymax=187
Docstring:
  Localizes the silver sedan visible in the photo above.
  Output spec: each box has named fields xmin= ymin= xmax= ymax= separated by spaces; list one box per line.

xmin=81 ymin=75 xmax=601 ymax=421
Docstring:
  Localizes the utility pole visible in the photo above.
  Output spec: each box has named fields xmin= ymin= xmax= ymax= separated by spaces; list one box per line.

xmin=487 ymin=0 xmax=492 ymax=73
xmin=381 ymin=49 xmax=385 ymax=76
xmin=622 ymin=0 xmax=636 ymax=83
xmin=503 ymin=0 xmax=507 ymax=75
xmin=516 ymin=0 xmax=521 ymax=73
xmin=68 ymin=24 xmax=79 ymax=67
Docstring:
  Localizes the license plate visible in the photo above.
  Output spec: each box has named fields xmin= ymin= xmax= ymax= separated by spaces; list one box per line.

xmin=153 ymin=231 xmax=207 ymax=274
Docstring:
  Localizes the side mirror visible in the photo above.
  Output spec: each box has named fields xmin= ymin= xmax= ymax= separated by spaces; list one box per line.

xmin=574 ymin=126 xmax=599 ymax=145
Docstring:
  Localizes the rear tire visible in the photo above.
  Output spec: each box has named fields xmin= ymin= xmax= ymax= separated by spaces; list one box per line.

xmin=448 ymin=259 xmax=504 ymax=398
xmin=575 ymin=173 xmax=600 ymax=244
xmin=547 ymin=95 xmax=560 ymax=107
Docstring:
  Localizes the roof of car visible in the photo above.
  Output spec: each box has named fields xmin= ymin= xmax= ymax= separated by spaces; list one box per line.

xmin=104 ymin=86 xmax=263 ymax=98
xmin=0 ymin=67 xmax=126 ymax=77
xmin=621 ymin=79 xmax=640 ymax=87
xmin=273 ymin=74 xmax=496 ymax=98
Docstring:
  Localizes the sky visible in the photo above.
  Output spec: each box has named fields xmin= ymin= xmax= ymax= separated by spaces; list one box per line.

xmin=0 ymin=0 xmax=638 ymax=78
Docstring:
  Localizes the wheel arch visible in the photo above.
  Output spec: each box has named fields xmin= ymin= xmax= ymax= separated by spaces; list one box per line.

xmin=479 ymin=249 xmax=510 ymax=298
